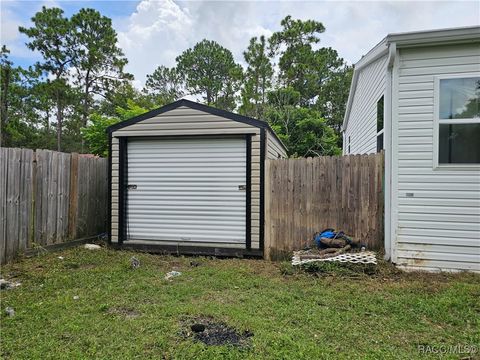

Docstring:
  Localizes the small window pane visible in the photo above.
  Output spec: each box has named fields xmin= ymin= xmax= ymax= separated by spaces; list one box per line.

xmin=377 ymin=96 xmax=384 ymax=132
xmin=439 ymin=77 xmax=480 ymax=119
xmin=439 ymin=123 xmax=480 ymax=163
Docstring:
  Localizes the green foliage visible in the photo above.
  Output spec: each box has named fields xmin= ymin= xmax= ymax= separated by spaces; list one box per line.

xmin=82 ymin=100 xmax=149 ymax=156
xmin=19 ymin=6 xmax=74 ymax=151
xmin=240 ymin=36 xmax=273 ymax=118
xmin=176 ymin=39 xmax=243 ymax=110
xmin=8 ymin=12 xmax=352 ymax=158
xmin=269 ymin=15 xmax=326 ymax=105
xmin=1 ymin=47 xmax=58 ymax=149
xmin=19 ymin=7 xmax=72 ymax=77
xmin=144 ymin=65 xmax=184 ymax=103
xmin=1 ymin=45 xmax=12 ymax=134
xmin=265 ymin=92 xmax=340 ymax=157
xmin=453 ymin=79 xmax=480 ymax=119
xmin=266 ymin=16 xmax=352 ymax=143
xmin=315 ymin=64 xmax=353 ymax=134
xmin=294 ymin=111 xmax=341 ymax=157
xmin=277 ymin=261 xmax=296 ymax=276
xmin=70 ymin=8 xmax=132 ymax=128
xmin=81 ymin=113 xmax=118 ymax=157
xmin=16 ymin=6 xmax=131 ymax=152
xmin=301 ymin=261 xmax=378 ymax=276
xmin=115 ymin=100 xmax=150 ymax=120
xmin=97 ymin=82 xmax=162 ymax=117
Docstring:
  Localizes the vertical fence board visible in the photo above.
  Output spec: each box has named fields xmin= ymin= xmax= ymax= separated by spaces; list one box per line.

xmin=41 ymin=150 xmax=49 ymax=245
xmin=0 ymin=148 xmax=7 ymax=263
xmin=266 ymin=152 xmax=385 ymax=260
xmin=68 ymin=153 xmax=79 ymax=240
xmin=18 ymin=149 xmax=33 ymax=252
xmin=6 ymin=149 xmax=20 ymax=261
xmin=35 ymin=150 xmax=43 ymax=245
xmin=46 ymin=151 xmax=58 ymax=244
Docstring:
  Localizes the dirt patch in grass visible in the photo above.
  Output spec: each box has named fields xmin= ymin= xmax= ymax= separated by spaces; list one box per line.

xmin=106 ymin=307 xmax=141 ymax=319
xmin=182 ymin=316 xmax=253 ymax=347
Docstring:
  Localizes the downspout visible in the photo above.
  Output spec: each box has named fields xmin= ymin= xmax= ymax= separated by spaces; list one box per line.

xmin=384 ymin=42 xmax=396 ymax=261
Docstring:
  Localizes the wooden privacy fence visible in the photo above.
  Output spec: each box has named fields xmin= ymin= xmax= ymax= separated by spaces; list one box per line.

xmin=0 ymin=148 xmax=108 ymax=264
xmin=265 ymin=152 xmax=384 ymax=260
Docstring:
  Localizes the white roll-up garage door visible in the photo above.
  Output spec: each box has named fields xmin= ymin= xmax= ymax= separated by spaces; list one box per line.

xmin=126 ymin=137 xmax=247 ymax=246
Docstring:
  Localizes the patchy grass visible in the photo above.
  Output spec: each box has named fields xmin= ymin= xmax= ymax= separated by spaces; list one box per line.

xmin=1 ymin=247 xmax=479 ymax=359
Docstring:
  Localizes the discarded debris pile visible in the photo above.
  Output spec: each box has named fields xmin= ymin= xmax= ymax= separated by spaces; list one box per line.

xmin=0 ymin=279 xmax=21 ymax=290
xmin=292 ymin=229 xmax=377 ymax=266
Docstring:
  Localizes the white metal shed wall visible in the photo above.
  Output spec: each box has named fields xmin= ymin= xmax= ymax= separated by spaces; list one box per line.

xmin=392 ymin=43 xmax=480 ymax=272
xmin=110 ymin=106 xmax=262 ymax=249
xmin=126 ymin=137 xmax=247 ymax=247
xmin=344 ymin=55 xmax=388 ymax=155
xmin=266 ymin=131 xmax=288 ymax=159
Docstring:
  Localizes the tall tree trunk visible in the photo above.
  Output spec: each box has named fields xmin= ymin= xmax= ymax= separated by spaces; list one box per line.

xmin=56 ymin=93 xmax=63 ymax=152
xmin=0 ymin=67 xmax=10 ymax=147
xmin=206 ymin=89 xmax=212 ymax=105
xmin=46 ymin=107 xmax=50 ymax=132
xmin=81 ymin=72 xmax=91 ymax=152
xmin=81 ymin=93 xmax=89 ymax=152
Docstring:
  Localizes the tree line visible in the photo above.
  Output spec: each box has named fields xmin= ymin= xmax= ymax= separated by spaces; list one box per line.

xmin=1 ymin=8 xmax=352 ymax=157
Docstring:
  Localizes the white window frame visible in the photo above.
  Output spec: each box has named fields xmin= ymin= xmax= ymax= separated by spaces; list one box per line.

xmin=433 ymin=73 xmax=480 ymax=170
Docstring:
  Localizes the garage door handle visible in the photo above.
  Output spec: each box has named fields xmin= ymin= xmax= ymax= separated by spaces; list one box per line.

xmin=238 ymin=185 xmax=246 ymax=191
xmin=127 ymin=184 xmax=137 ymax=190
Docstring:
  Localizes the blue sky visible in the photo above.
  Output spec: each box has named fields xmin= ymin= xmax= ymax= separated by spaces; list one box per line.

xmin=1 ymin=0 xmax=140 ymax=68
xmin=2 ymin=0 xmax=479 ymax=87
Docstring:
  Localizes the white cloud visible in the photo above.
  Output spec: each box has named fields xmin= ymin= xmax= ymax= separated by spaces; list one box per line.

xmin=117 ymin=0 xmax=479 ymax=88
xmin=116 ymin=0 xmax=193 ymax=84
xmin=117 ymin=0 xmax=277 ymax=87
xmin=0 ymin=4 xmax=29 ymax=56
xmin=0 ymin=0 xmax=61 ymax=59
xmin=3 ymin=0 xmax=479 ymax=87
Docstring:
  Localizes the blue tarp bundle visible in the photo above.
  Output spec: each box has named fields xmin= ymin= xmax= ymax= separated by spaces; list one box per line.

xmin=314 ymin=229 xmax=355 ymax=248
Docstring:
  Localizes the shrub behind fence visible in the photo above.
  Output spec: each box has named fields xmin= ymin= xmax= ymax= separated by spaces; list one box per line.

xmin=0 ymin=148 xmax=108 ymax=264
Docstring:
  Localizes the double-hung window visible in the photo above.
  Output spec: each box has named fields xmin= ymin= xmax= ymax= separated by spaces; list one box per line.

xmin=434 ymin=74 xmax=480 ymax=167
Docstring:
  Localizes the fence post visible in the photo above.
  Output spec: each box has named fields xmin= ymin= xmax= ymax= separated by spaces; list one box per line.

xmin=264 ymin=160 xmax=271 ymax=260
xmin=0 ymin=148 xmax=7 ymax=264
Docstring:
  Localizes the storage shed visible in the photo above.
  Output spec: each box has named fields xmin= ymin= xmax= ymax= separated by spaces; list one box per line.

xmin=342 ymin=26 xmax=480 ymax=272
xmin=107 ymin=99 xmax=287 ymax=256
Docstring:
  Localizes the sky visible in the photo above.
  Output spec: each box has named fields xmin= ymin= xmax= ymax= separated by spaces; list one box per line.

xmin=1 ymin=0 xmax=479 ymax=88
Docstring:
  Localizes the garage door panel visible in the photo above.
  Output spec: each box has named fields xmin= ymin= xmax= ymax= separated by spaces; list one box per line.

xmin=127 ymin=138 xmax=247 ymax=245
xmin=131 ymin=234 xmax=245 ymax=243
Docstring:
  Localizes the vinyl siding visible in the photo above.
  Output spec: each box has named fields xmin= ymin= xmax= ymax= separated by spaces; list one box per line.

xmin=266 ymin=130 xmax=288 ymax=159
xmin=344 ymin=55 xmax=388 ymax=154
xmin=392 ymin=43 xmax=480 ymax=272
xmin=110 ymin=106 xmax=262 ymax=250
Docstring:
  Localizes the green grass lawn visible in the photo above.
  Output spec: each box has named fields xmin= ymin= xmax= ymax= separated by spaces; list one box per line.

xmin=1 ymin=247 xmax=479 ymax=359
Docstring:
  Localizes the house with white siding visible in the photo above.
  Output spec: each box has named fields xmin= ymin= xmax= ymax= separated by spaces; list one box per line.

xmin=342 ymin=26 xmax=480 ymax=272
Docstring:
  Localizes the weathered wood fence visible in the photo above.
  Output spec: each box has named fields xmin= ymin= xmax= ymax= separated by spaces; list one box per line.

xmin=0 ymin=148 xmax=108 ymax=264
xmin=265 ymin=152 xmax=384 ymax=260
